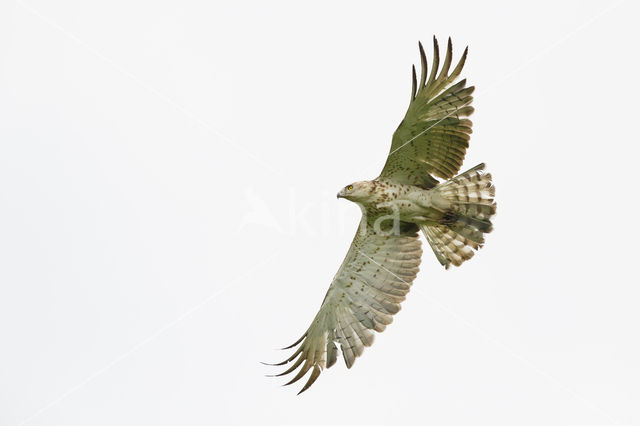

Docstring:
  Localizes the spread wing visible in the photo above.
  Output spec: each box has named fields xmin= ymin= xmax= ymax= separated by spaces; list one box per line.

xmin=378 ymin=37 xmax=474 ymax=188
xmin=269 ymin=218 xmax=422 ymax=394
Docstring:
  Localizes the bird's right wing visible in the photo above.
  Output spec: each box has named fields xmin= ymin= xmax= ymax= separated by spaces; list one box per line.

xmin=270 ymin=218 xmax=422 ymax=393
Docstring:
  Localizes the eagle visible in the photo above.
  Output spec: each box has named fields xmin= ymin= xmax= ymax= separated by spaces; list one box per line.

xmin=267 ymin=37 xmax=496 ymax=393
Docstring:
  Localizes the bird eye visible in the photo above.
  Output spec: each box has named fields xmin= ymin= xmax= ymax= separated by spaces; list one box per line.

xmin=347 ymin=185 xmax=353 ymax=191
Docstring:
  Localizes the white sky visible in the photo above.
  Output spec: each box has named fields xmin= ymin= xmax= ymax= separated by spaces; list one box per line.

xmin=1 ymin=0 xmax=639 ymax=425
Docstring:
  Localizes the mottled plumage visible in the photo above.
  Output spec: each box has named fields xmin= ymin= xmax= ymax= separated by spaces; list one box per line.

xmin=268 ymin=37 xmax=496 ymax=393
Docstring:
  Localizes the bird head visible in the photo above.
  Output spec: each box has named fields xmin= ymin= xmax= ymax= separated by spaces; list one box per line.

xmin=337 ymin=181 xmax=374 ymax=202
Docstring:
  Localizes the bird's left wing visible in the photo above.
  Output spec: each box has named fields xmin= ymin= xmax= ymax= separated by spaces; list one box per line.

xmin=378 ymin=37 xmax=474 ymax=188
xmin=270 ymin=218 xmax=422 ymax=394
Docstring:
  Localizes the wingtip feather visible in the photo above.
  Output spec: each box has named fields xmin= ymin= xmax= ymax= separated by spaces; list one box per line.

xmin=281 ymin=332 xmax=307 ymax=350
xmin=297 ymin=365 xmax=322 ymax=395
xmin=411 ymin=65 xmax=417 ymax=101
xmin=418 ymin=41 xmax=428 ymax=88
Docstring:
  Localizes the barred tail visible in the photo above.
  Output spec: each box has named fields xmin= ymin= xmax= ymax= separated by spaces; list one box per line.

xmin=421 ymin=163 xmax=496 ymax=269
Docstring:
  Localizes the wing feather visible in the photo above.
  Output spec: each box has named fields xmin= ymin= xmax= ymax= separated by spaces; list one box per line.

xmin=418 ymin=41 xmax=428 ymax=89
xmin=425 ymin=37 xmax=439 ymax=88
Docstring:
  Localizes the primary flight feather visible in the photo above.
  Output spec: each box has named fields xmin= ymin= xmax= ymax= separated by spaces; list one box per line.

xmin=268 ymin=37 xmax=496 ymax=394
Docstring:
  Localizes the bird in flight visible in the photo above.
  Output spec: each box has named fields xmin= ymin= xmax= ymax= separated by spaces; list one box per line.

xmin=268 ymin=37 xmax=496 ymax=393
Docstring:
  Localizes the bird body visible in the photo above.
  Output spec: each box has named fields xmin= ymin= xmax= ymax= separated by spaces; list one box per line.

xmin=269 ymin=37 xmax=496 ymax=393
xmin=339 ymin=174 xmax=485 ymax=227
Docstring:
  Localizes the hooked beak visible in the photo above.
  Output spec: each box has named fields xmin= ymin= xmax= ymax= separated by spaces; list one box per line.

xmin=336 ymin=192 xmax=342 ymax=199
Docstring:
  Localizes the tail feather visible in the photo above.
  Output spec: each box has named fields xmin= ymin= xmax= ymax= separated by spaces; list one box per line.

xmin=422 ymin=163 xmax=496 ymax=269
xmin=422 ymin=225 xmax=477 ymax=267
xmin=448 ymin=222 xmax=485 ymax=245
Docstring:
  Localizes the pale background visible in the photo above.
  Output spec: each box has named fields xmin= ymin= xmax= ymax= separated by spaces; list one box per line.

xmin=1 ymin=1 xmax=639 ymax=425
